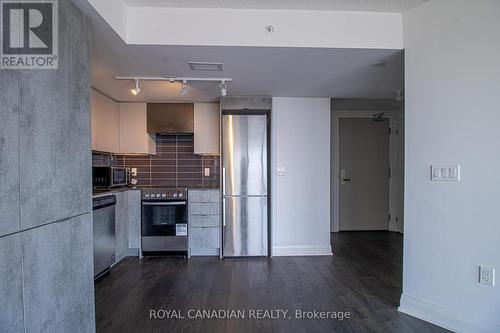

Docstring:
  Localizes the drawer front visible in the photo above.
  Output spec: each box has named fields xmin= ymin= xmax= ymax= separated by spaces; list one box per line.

xmin=189 ymin=214 xmax=219 ymax=227
xmin=190 ymin=227 xmax=219 ymax=254
xmin=190 ymin=202 xmax=220 ymax=215
xmin=189 ymin=190 xmax=220 ymax=203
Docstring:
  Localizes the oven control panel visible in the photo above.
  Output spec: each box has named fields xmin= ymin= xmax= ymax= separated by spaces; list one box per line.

xmin=141 ymin=188 xmax=187 ymax=200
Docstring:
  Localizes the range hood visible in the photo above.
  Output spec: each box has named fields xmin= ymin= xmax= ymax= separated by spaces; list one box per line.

xmin=147 ymin=103 xmax=194 ymax=134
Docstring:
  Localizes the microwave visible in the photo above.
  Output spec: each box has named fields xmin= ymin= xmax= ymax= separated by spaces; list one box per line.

xmin=92 ymin=167 xmax=130 ymax=189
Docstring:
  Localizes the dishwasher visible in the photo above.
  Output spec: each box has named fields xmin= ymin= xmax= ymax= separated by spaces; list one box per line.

xmin=92 ymin=194 xmax=116 ymax=279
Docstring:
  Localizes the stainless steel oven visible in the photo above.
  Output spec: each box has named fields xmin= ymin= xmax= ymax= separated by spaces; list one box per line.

xmin=141 ymin=188 xmax=188 ymax=256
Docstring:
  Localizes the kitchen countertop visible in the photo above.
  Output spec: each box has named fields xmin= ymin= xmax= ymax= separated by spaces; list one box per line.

xmin=92 ymin=187 xmax=220 ymax=198
xmin=92 ymin=187 xmax=140 ymax=198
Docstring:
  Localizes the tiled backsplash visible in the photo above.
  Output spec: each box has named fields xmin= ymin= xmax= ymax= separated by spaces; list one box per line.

xmin=92 ymin=134 xmax=220 ymax=189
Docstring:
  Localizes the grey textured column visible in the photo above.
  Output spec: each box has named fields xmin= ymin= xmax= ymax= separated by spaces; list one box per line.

xmin=0 ymin=69 xmax=20 ymax=237
xmin=0 ymin=0 xmax=95 ymax=332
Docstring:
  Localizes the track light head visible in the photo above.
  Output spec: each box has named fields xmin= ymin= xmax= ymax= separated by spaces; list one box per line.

xmin=180 ymin=80 xmax=188 ymax=96
xmin=220 ymin=80 xmax=227 ymax=97
xmin=131 ymin=79 xmax=140 ymax=95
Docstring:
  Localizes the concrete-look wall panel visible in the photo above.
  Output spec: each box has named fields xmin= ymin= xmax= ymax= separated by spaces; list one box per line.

xmin=22 ymin=214 xmax=95 ymax=333
xmin=0 ymin=69 xmax=20 ymax=237
xmin=0 ymin=233 xmax=24 ymax=332
xmin=19 ymin=0 xmax=92 ymax=230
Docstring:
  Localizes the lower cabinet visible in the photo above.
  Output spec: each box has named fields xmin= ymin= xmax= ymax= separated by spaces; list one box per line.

xmin=190 ymin=227 xmax=220 ymax=256
xmin=114 ymin=191 xmax=128 ymax=262
xmin=114 ymin=189 xmax=141 ymax=263
xmin=126 ymin=190 xmax=142 ymax=253
xmin=189 ymin=189 xmax=220 ymax=256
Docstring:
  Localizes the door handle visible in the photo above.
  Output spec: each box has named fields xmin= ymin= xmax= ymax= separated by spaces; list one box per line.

xmin=340 ymin=169 xmax=351 ymax=185
xmin=222 ymin=167 xmax=226 ymax=227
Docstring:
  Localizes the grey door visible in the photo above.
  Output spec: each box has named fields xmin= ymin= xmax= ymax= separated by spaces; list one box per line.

xmin=339 ymin=118 xmax=390 ymax=231
xmin=222 ymin=114 xmax=268 ymax=257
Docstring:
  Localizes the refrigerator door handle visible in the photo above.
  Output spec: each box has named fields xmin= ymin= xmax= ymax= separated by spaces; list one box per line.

xmin=222 ymin=167 xmax=226 ymax=227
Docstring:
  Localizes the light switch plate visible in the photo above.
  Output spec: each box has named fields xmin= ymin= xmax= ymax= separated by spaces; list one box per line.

xmin=277 ymin=166 xmax=286 ymax=176
xmin=479 ymin=266 xmax=495 ymax=287
xmin=431 ymin=165 xmax=460 ymax=181
xmin=204 ymin=168 xmax=210 ymax=176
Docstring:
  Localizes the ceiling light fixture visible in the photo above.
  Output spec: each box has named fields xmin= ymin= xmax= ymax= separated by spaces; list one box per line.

xmin=116 ymin=76 xmax=233 ymax=97
xmin=220 ymin=80 xmax=227 ymax=97
xmin=130 ymin=79 xmax=140 ymax=95
xmin=180 ymin=80 xmax=188 ymax=95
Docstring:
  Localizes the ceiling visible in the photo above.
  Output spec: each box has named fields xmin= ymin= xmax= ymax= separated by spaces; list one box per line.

xmin=124 ymin=0 xmax=427 ymax=12
xmin=87 ymin=0 xmax=405 ymax=102
xmin=92 ymin=20 xmax=403 ymax=102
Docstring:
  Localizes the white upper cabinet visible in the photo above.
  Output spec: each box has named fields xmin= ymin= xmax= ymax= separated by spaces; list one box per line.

xmin=91 ymin=90 xmax=156 ymax=154
xmin=194 ymin=103 xmax=220 ymax=155
xmin=91 ymin=89 xmax=120 ymax=153
xmin=119 ymin=103 xmax=156 ymax=154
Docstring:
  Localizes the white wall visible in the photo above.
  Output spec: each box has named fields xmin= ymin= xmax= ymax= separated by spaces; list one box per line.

xmin=272 ymin=98 xmax=332 ymax=256
xmin=400 ymin=1 xmax=500 ymax=332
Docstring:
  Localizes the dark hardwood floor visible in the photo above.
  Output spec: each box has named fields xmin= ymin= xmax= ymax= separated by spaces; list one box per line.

xmin=95 ymin=232 xmax=448 ymax=333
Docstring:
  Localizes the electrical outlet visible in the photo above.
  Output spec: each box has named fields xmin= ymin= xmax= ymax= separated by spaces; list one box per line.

xmin=131 ymin=168 xmax=137 ymax=177
xmin=479 ymin=266 xmax=495 ymax=287
xmin=204 ymin=168 xmax=210 ymax=177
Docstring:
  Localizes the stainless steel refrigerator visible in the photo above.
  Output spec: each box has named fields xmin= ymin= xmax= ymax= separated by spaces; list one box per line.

xmin=222 ymin=113 xmax=268 ymax=257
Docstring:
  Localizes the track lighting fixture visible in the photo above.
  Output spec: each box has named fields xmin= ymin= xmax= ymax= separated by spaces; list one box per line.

xmin=220 ymin=80 xmax=227 ymax=97
xmin=180 ymin=80 xmax=188 ymax=95
xmin=116 ymin=76 xmax=232 ymax=97
xmin=130 ymin=79 xmax=140 ymax=95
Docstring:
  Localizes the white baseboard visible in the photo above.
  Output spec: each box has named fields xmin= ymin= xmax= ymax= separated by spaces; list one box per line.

xmin=272 ymin=245 xmax=332 ymax=256
xmin=399 ymin=294 xmax=499 ymax=333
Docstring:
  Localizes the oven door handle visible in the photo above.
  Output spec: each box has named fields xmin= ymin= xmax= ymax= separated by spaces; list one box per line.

xmin=142 ymin=202 xmax=186 ymax=206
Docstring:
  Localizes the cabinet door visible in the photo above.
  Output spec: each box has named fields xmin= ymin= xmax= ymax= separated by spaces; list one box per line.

xmin=189 ymin=189 xmax=220 ymax=203
xmin=194 ymin=103 xmax=220 ymax=155
xmin=119 ymin=103 xmax=156 ymax=154
xmin=114 ymin=192 xmax=128 ymax=261
xmin=91 ymin=89 xmax=119 ymax=153
xmin=190 ymin=227 xmax=219 ymax=256
xmin=127 ymin=190 xmax=142 ymax=251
